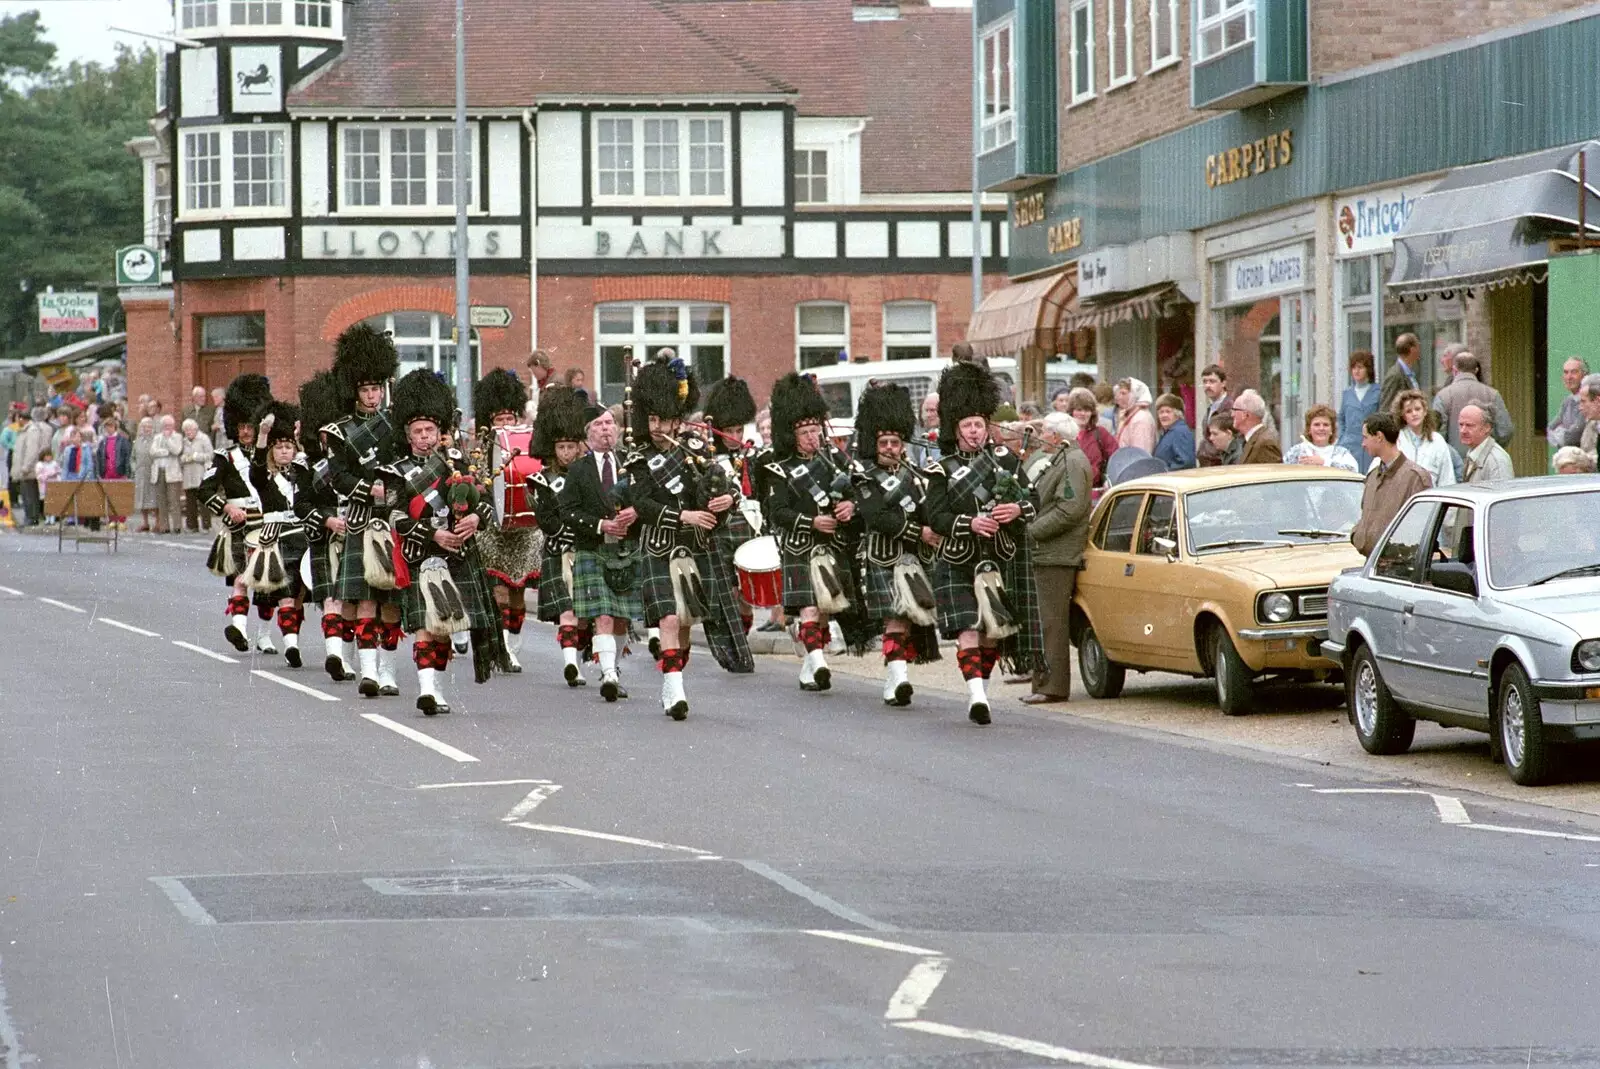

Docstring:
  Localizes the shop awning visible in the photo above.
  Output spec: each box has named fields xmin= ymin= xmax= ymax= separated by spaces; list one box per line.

xmin=20 ymin=333 xmax=127 ymax=372
xmin=964 ymin=270 xmax=1077 ymax=357
xmin=1388 ymin=141 xmax=1600 ymax=296
xmin=1058 ymin=282 xmax=1190 ymax=333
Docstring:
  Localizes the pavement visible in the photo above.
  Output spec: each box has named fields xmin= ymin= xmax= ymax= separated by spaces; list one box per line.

xmin=4 ymin=528 xmax=1600 ymax=1069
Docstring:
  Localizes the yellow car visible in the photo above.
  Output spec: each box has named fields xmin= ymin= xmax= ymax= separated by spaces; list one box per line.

xmin=1071 ymin=466 xmax=1367 ymax=715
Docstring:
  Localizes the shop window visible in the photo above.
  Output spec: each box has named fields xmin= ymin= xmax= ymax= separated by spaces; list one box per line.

xmin=295 ymin=0 xmax=332 ymax=27
xmin=1149 ymin=0 xmax=1179 ymax=68
xmin=365 ymin=312 xmax=480 ymax=385
xmin=181 ymin=0 xmax=218 ymax=28
xmin=181 ymin=127 xmax=287 ymax=214
xmin=1196 ymin=0 xmax=1254 ymax=61
xmin=340 ymin=125 xmax=475 ymax=210
xmin=199 ymin=314 xmax=266 ymax=352
xmin=230 ymin=0 xmax=282 ymax=25
xmin=797 ymin=302 xmax=849 ymax=370
xmin=1068 ymin=0 xmax=1095 ymax=103
xmin=592 ymin=114 xmax=729 ymax=204
xmin=794 ymin=150 xmax=829 ymax=204
xmin=1107 ymin=0 xmax=1134 ymax=88
xmin=594 ymin=302 xmax=729 ymax=405
xmin=883 ymin=301 xmax=935 ymax=361
xmin=980 ymin=18 xmax=1015 ymax=151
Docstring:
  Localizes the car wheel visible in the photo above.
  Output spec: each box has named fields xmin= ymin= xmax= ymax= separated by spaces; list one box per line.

xmin=1349 ymin=644 xmax=1414 ymax=755
xmin=1078 ymin=625 xmax=1125 ymax=699
xmin=1497 ymin=663 xmax=1555 ymax=787
xmin=1211 ymin=627 xmax=1255 ymax=717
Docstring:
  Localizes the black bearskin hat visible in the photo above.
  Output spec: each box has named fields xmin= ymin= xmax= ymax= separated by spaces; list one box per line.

xmin=530 ymin=384 xmax=587 ymax=461
xmin=473 ymin=368 xmax=528 ymax=423
xmin=768 ymin=372 xmax=830 ymax=457
xmin=630 ymin=351 xmax=700 ymax=444
xmin=297 ymin=370 xmax=348 ymax=456
xmin=390 ymin=368 xmax=457 ymax=431
xmin=854 ymin=381 xmax=916 ymax=463
xmin=935 ymin=360 xmax=1000 ymax=453
xmin=702 ymin=375 xmax=756 ymax=432
xmin=255 ymin=400 xmax=301 ymax=450
xmin=223 ymin=372 xmax=273 ymax=441
xmin=332 ymin=322 xmax=399 ymax=392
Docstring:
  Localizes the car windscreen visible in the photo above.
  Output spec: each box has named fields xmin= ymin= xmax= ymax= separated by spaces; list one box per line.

xmin=818 ymin=382 xmax=853 ymax=419
xmin=1487 ymin=490 xmax=1600 ymax=588
xmin=1184 ymin=479 xmax=1364 ymax=553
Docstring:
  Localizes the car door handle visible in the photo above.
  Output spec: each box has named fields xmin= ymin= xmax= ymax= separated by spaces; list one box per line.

xmin=1124 ymin=563 xmax=1135 ymax=577
xmin=1402 ymin=604 xmax=1415 ymax=615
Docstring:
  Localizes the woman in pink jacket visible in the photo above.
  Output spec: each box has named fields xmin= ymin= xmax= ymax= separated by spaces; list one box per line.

xmin=1114 ymin=378 xmax=1158 ymax=454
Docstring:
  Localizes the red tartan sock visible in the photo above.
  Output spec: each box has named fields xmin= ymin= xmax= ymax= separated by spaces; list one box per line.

xmin=381 ymin=621 xmax=403 ymax=652
xmin=339 ymin=618 xmax=357 ymax=643
xmin=355 ymin=617 xmax=380 ymax=650
xmin=957 ymin=647 xmax=985 ymax=681
xmin=499 ymin=605 xmax=513 ymax=631
xmin=226 ymin=595 xmax=248 ymax=618
xmin=276 ymin=606 xmax=303 ymax=635
xmin=412 ymin=640 xmax=450 ymax=671
xmin=321 ymin=613 xmax=343 ymax=639
xmin=557 ymin=625 xmax=582 ymax=649
xmin=659 ymin=647 xmax=688 ymax=673
xmin=506 ymin=606 xmax=525 ymax=633
xmin=979 ymin=646 xmax=1000 ymax=680
xmin=739 ymin=612 xmax=752 ymax=632
xmin=798 ymin=620 xmax=830 ymax=653
xmin=882 ymin=632 xmax=908 ymax=664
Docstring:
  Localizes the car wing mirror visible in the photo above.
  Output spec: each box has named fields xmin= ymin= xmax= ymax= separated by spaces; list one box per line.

xmin=1430 ymin=560 xmax=1478 ymax=597
xmin=1152 ymin=536 xmax=1178 ymax=561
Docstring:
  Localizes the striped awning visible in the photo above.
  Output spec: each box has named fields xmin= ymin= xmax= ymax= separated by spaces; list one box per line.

xmin=1057 ymin=282 xmax=1189 ymax=333
xmin=964 ymin=270 xmax=1077 ymax=357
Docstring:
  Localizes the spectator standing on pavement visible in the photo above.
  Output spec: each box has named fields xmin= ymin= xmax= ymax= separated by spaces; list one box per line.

xmin=1152 ymin=393 xmax=1195 ymax=470
xmin=10 ymin=407 xmax=51 ymax=526
xmin=151 ymin=414 xmax=186 ymax=534
xmin=179 ymin=418 xmax=214 ymax=532
xmin=1 ymin=403 xmax=25 ymax=514
xmin=1432 ymin=352 xmax=1513 ymax=455
xmin=1337 ymin=350 xmax=1380 ymax=472
xmin=182 ymin=386 xmax=213 ymax=433
xmin=1379 ymin=332 xmax=1422 ymax=415
xmin=1552 ymin=446 xmax=1597 ymax=474
xmin=1232 ymin=390 xmax=1283 ymax=463
xmin=1065 ymin=387 xmax=1117 ymax=486
xmin=918 ymin=391 xmax=941 ymax=461
xmin=131 ymin=416 xmax=157 ymax=531
xmin=1283 ymin=404 xmax=1360 ymax=471
xmin=33 ymin=449 xmax=57 ymax=503
xmin=59 ymin=427 xmax=93 ymax=481
xmin=1352 ymin=412 xmax=1432 ymax=556
xmin=1570 ymin=373 xmax=1600 ymax=460
xmin=1024 ymin=411 xmax=1094 ymax=706
xmin=1548 ymin=357 xmax=1589 ymax=449
xmin=1194 ymin=364 xmax=1232 ymax=466
xmin=1207 ymin=412 xmax=1243 ymax=466
xmin=1391 ymin=389 xmax=1457 ymax=487
xmin=1458 ymin=404 xmax=1515 ymax=484
xmin=1114 ymin=378 xmax=1157 ymax=453
xmin=209 ymin=387 xmax=229 ymax=450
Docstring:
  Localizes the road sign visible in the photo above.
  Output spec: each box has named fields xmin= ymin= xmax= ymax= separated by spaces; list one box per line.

xmin=37 ymin=291 xmax=99 ymax=333
xmin=117 ymin=244 xmax=161 ymax=287
xmin=468 ymin=305 xmax=513 ymax=329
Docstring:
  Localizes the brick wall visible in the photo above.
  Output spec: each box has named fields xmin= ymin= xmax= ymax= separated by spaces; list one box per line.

xmin=122 ymin=292 xmax=178 ymax=412
xmin=1311 ymin=0 xmax=1593 ymax=76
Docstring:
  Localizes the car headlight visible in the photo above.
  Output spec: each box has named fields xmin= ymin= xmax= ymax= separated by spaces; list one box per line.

xmin=1260 ymin=592 xmax=1294 ymax=624
xmin=1574 ymin=640 xmax=1600 ymax=674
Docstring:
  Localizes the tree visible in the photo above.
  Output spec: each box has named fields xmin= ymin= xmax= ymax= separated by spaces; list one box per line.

xmin=0 ymin=12 xmax=155 ymax=359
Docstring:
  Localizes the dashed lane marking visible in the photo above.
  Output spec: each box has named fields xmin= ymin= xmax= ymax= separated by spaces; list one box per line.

xmin=805 ymin=930 xmax=944 ymax=956
xmin=895 ymin=1020 xmax=1168 ymax=1069
xmin=416 ymin=779 xmax=552 ymax=790
xmin=502 ymin=784 xmax=562 ymax=823
xmin=171 ymin=640 xmax=239 ymax=664
xmin=147 ymin=877 xmax=217 ymax=926
xmin=1464 ymin=822 xmax=1600 ymax=843
xmin=742 ymin=860 xmax=897 ymax=932
xmin=146 ymin=539 xmax=208 ymax=552
xmin=360 ymin=713 xmax=479 ymax=763
xmin=251 ymin=669 xmax=340 ymax=702
xmin=37 ymin=596 xmax=84 ymax=613
xmin=509 ymin=822 xmax=713 ymax=855
xmin=98 ymin=617 xmax=161 ymax=638
xmin=884 ymin=957 xmax=949 ymax=1020
xmin=0 ymin=584 xmax=23 ymax=596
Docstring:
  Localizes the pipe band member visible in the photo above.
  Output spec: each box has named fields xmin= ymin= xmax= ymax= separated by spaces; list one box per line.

xmin=245 ymin=399 xmax=309 ymax=667
xmin=526 ymin=384 xmax=592 ymax=687
xmin=198 ymin=372 xmax=275 ymax=654
xmin=471 ymin=368 xmax=541 ymax=674
xmin=294 ymin=370 xmax=359 ymax=682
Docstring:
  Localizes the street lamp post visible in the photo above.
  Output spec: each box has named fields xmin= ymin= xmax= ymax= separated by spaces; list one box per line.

xmin=453 ymin=0 xmax=472 ymax=425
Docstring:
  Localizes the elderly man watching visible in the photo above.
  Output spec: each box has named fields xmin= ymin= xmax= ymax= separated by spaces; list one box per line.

xmin=1570 ymin=372 xmax=1600 ymax=458
xmin=1231 ymin=390 xmax=1282 ymax=463
xmin=1023 ymin=411 xmax=1094 ymax=705
xmin=1432 ymin=352 xmax=1513 ymax=454
xmin=1459 ymin=404 xmax=1515 ymax=484
xmin=1549 ymin=357 xmax=1590 ymax=449
xmin=919 ymin=391 xmax=941 ymax=460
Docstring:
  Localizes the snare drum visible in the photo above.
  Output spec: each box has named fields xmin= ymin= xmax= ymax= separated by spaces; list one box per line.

xmin=493 ymin=426 xmax=542 ymax=528
xmin=732 ymin=534 xmax=782 ymax=608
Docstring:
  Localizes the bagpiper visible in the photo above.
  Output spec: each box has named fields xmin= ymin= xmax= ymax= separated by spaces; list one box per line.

xmin=294 ymin=370 xmax=358 ymax=682
xmin=199 ymin=372 xmax=275 ymax=653
xmin=851 ymin=381 xmax=941 ymax=706
xmin=698 ymin=375 xmax=761 ymax=634
xmin=557 ymin=401 xmax=641 ymax=703
xmin=470 ymin=368 xmax=541 ymax=673
xmin=922 ymin=361 xmax=1046 ymax=725
xmin=324 ymin=324 xmax=404 ymax=698
xmin=526 ymin=384 xmax=591 ymax=688
xmin=762 ymin=372 xmax=857 ymax=693
xmin=240 ymin=400 xmax=308 ymax=666
xmin=382 ymin=369 xmax=500 ymax=715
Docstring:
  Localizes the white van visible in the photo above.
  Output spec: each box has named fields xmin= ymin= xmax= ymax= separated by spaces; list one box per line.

xmin=807 ymin=356 xmax=1098 ymax=423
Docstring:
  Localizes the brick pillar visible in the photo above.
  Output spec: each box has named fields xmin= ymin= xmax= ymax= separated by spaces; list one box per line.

xmin=122 ymin=289 xmax=180 ymax=411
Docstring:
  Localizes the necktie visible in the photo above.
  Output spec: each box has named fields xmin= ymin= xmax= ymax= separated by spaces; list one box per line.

xmin=1464 ymin=459 xmax=1478 ymax=482
xmin=601 ymin=454 xmax=614 ymax=492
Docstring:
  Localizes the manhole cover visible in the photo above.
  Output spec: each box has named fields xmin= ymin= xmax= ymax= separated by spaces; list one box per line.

xmin=364 ymin=874 xmax=592 ymax=896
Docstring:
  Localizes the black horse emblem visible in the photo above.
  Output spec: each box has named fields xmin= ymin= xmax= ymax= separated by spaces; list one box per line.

xmin=236 ymin=64 xmax=273 ymax=94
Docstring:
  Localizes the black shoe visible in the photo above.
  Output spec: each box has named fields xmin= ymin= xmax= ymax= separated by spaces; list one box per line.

xmin=284 ymin=646 xmax=302 ymax=669
xmin=359 ymin=677 xmax=380 ymax=698
xmin=325 ymin=654 xmax=344 ymax=681
xmin=224 ymin=625 xmax=248 ymax=652
xmin=380 ymin=683 xmax=400 ymax=697
xmin=601 ymin=677 xmax=619 ymax=702
xmin=418 ymin=695 xmax=443 ymax=716
xmin=648 ymin=636 xmax=661 ymax=659
xmin=666 ymin=700 xmax=688 ymax=721
xmin=800 ymin=679 xmax=820 ymax=692
xmin=969 ymin=702 xmax=991 ymax=726
xmin=894 ymin=682 xmax=913 ymax=707
xmin=564 ymin=663 xmax=586 ymax=687
xmin=813 ymin=667 xmax=831 ymax=692
xmin=615 ymin=684 xmax=629 ymax=700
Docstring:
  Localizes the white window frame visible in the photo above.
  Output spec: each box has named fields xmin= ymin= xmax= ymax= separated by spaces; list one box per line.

xmin=181 ymin=0 xmax=218 ymax=28
xmin=979 ymin=17 xmax=1016 ymax=153
xmin=1196 ymin=0 xmax=1256 ymax=62
xmin=589 ymin=113 xmax=732 ymax=206
xmin=337 ymin=124 xmax=478 ymax=213
xmin=294 ymin=0 xmax=333 ymax=28
xmin=229 ymin=0 xmax=283 ymax=25
xmin=594 ymin=302 xmax=731 ymax=405
xmin=366 ymin=312 xmax=481 ymax=384
xmin=1068 ymin=0 xmax=1096 ymax=105
xmin=179 ymin=125 xmax=289 ymax=218
xmin=1107 ymin=0 xmax=1135 ymax=88
xmin=1148 ymin=0 xmax=1180 ymax=70
xmin=796 ymin=301 xmax=850 ymax=370
xmin=793 ymin=148 xmax=830 ymax=204
xmin=882 ymin=300 xmax=936 ymax=361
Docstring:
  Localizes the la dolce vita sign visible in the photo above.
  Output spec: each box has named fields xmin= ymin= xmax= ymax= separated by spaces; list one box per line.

xmin=301 ymin=225 xmax=521 ymax=259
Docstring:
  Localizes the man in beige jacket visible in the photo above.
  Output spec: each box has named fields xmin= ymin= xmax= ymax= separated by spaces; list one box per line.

xmin=1023 ymin=412 xmax=1095 ymax=704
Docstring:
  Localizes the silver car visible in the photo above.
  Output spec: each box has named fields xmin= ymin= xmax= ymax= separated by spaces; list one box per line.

xmin=1322 ymin=477 xmax=1600 ymax=786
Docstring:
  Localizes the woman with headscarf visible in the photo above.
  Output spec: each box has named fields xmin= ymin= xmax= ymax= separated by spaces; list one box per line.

xmin=132 ymin=416 xmax=157 ymax=532
xmin=1114 ymin=378 xmax=1158 ymax=454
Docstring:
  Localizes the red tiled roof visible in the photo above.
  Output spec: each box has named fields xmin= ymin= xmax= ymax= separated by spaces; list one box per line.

xmin=854 ymin=7 xmax=974 ymax=194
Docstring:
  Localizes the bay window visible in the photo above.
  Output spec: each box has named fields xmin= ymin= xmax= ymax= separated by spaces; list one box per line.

xmin=980 ymin=18 xmax=1015 ymax=151
xmin=592 ymin=114 xmax=730 ymax=203
xmin=1197 ymin=0 xmax=1255 ymax=60
xmin=339 ymin=125 xmax=476 ymax=211
xmin=180 ymin=126 xmax=287 ymax=214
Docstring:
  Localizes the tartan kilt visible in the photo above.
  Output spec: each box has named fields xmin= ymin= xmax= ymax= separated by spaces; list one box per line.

xmin=780 ymin=549 xmax=818 ymax=613
xmin=399 ymin=547 xmax=497 ymax=633
xmin=569 ymin=548 xmax=642 ymax=622
xmin=535 ymin=546 xmax=573 ymax=621
xmin=933 ymin=560 xmax=981 ymax=637
xmin=860 ymin=563 xmax=899 ymax=621
xmin=331 ymin=526 xmax=396 ymax=605
xmin=638 ymin=551 xmax=678 ymax=627
xmin=307 ymin=535 xmax=342 ymax=605
xmin=479 ymin=523 xmax=543 ymax=588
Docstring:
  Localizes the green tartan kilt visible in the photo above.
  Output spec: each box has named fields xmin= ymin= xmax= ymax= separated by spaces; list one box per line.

xmin=535 ymin=547 xmax=572 ymax=621
xmin=569 ymin=548 xmax=642 ymax=622
xmin=780 ymin=549 xmax=817 ymax=613
xmin=933 ymin=560 xmax=981 ymax=638
xmin=331 ymin=526 xmax=396 ymax=605
xmin=861 ymin=563 xmax=899 ymax=621
xmin=306 ymin=535 xmax=342 ymax=605
xmin=399 ymin=549 xmax=497 ymax=633
xmin=639 ymin=551 xmax=678 ymax=626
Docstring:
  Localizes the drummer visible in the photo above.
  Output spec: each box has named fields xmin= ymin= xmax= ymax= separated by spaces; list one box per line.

xmin=471 ymin=368 xmax=541 ymax=674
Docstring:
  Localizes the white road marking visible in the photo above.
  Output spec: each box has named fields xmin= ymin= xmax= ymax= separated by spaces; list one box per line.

xmin=895 ymin=1020 xmax=1168 ymax=1069
xmin=98 ymin=618 xmax=161 ymax=638
xmin=171 ymin=640 xmax=238 ymax=664
xmin=884 ymin=957 xmax=949 ymax=1020
xmin=360 ymin=713 xmax=479 ymax=763
xmin=416 ymin=779 xmax=553 ymax=790
xmin=1464 ymin=822 xmax=1600 ymax=843
xmin=0 ymin=954 xmax=24 ymax=1069
xmin=740 ymin=860 xmax=897 ymax=932
xmin=510 ymin=822 xmax=713 ymax=855
xmin=804 ymin=930 xmax=943 ymax=957
xmin=37 ymin=596 xmax=85 ymax=613
xmin=0 ymin=584 xmax=23 ymax=596
xmin=1311 ymin=787 xmax=1471 ymax=824
xmin=251 ymin=669 xmax=340 ymax=702
xmin=502 ymin=784 xmax=563 ymax=822
xmin=146 ymin=539 xmax=208 ymax=552
xmin=147 ymin=877 xmax=217 ymax=925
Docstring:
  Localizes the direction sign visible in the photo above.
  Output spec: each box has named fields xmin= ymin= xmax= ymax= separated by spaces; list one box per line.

xmin=37 ymin=291 xmax=100 ymax=333
xmin=117 ymin=244 xmax=161 ymax=287
xmin=468 ymin=305 xmax=513 ymax=329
